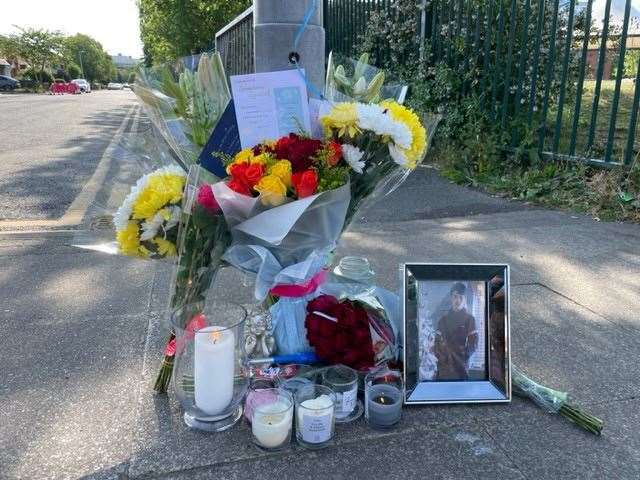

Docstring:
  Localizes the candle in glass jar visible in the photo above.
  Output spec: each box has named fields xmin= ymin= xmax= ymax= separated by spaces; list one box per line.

xmin=366 ymin=384 xmax=402 ymax=428
xmin=297 ymin=395 xmax=334 ymax=444
xmin=194 ymin=326 xmax=235 ymax=415
xmin=252 ymin=400 xmax=293 ymax=449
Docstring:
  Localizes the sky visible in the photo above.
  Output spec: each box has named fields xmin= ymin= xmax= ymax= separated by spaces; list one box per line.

xmin=1 ymin=0 xmax=143 ymax=57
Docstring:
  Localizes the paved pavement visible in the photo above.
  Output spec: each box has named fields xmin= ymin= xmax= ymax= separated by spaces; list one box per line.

xmin=0 ymin=94 xmax=639 ymax=479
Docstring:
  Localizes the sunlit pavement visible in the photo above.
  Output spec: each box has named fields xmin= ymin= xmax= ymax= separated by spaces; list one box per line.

xmin=0 ymin=93 xmax=639 ymax=478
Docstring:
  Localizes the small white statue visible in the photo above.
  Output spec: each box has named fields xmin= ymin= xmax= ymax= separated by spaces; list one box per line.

xmin=244 ymin=307 xmax=276 ymax=358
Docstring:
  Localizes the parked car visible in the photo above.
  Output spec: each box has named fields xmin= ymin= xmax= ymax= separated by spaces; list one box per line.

xmin=122 ymin=83 xmax=132 ymax=89
xmin=71 ymin=79 xmax=91 ymax=93
xmin=0 ymin=75 xmax=20 ymax=91
xmin=107 ymin=82 xmax=123 ymax=90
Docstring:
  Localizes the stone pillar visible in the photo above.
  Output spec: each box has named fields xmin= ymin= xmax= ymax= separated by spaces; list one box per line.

xmin=253 ymin=0 xmax=325 ymax=94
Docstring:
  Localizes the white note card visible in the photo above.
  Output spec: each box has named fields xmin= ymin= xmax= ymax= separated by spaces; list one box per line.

xmin=230 ymin=69 xmax=312 ymax=148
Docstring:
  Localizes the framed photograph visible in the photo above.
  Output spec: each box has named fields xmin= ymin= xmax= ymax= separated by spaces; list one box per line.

xmin=402 ymin=263 xmax=511 ymax=404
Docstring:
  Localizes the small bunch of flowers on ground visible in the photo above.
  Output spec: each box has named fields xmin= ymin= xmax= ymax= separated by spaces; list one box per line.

xmin=114 ymin=166 xmax=186 ymax=258
xmin=224 ymin=133 xmax=350 ymax=206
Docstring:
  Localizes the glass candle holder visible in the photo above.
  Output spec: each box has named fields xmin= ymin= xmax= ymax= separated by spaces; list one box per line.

xmin=171 ymin=302 xmax=248 ymax=432
xmin=321 ymin=365 xmax=362 ymax=423
xmin=244 ymin=378 xmax=277 ymax=424
xmin=364 ymin=367 xmax=403 ymax=430
xmin=250 ymin=389 xmax=293 ymax=451
xmin=277 ymin=364 xmax=317 ymax=397
xmin=295 ymin=384 xmax=336 ymax=449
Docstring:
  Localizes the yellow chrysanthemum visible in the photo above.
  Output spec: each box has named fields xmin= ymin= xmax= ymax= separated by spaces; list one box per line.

xmin=116 ymin=221 xmax=143 ymax=257
xmin=153 ymin=237 xmax=177 ymax=257
xmin=381 ymin=101 xmax=427 ymax=169
xmin=131 ymin=172 xmax=185 ymax=220
xmin=268 ymin=160 xmax=292 ymax=188
xmin=320 ymin=102 xmax=360 ymax=138
xmin=254 ymin=174 xmax=287 ymax=207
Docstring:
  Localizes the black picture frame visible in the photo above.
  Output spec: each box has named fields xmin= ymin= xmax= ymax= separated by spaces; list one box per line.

xmin=402 ymin=263 xmax=511 ymax=404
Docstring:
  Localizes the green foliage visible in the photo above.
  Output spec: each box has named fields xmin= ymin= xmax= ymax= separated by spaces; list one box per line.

xmin=623 ymin=50 xmax=640 ymax=78
xmin=6 ymin=27 xmax=64 ymax=82
xmin=21 ymin=67 xmax=53 ymax=83
xmin=138 ymin=0 xmax=251 ymax=65
xmin=62 ymin=34 xmax=116 ymax=83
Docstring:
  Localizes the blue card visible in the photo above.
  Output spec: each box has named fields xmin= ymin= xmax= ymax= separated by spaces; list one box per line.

xmin=198 ymin=101 xmax=240 ymax=177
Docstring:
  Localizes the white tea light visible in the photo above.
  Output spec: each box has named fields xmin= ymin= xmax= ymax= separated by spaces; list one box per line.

xmin=194 ymin=326 xmax=235 ymax=415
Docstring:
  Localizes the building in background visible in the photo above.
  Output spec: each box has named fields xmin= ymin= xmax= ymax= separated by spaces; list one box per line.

xmin=111 ymin=53 xmax=139 ymax=68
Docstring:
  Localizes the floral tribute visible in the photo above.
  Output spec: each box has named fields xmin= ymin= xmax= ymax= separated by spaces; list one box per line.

xmin=305 ymin=295 xmax=377 ymax=370
xmin=114 ymin=166 xmax=186 ymax=258
xmin=223 ymin=133 xmax=349 ymax=206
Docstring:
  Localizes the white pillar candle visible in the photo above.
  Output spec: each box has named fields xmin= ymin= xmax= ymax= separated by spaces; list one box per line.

xmin=194 ymin=326 xmax=235 ymax=416
xmin=252 ymin=400 xmax=293 ymax=448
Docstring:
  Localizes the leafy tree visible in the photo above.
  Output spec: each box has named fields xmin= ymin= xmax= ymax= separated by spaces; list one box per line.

xmin=63 ymin=34 xmax=116 ymax=83
xmin=9 ymin=27 xmax=64 ymax=82
xmin=128 ymin=71 xmax=136 ymax=83
xmin=0 ymin=34 xmax=21 ymax=60
xmin=138 ymin=0 xmax=251 ymax=64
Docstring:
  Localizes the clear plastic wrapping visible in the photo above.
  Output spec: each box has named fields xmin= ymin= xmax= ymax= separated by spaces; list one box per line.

xmin=512 ymin=365 xmax=567 ymax=413
xmin=134 ymin=51 xmax=230 ymax=171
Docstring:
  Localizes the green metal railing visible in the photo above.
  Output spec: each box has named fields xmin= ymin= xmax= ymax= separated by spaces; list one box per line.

xmin=214 ymin=6 xmax=254 ymax=78
xmin=214 ymin=0 xmax=640 ymax=166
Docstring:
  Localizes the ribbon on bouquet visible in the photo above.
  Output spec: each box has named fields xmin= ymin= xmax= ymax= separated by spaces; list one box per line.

xmin=270 ymin=269 xmax=328 ymax=298
xmin=163 ymin=313 xmax=207 ymax=357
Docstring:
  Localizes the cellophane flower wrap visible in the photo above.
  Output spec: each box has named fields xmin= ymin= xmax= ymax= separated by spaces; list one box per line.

xmin=73 ymin=51 xmax=233 ymax=393
xmin=204 ymin=78 xmax=438 ymax=354
xmin=305 ymin=294 xmax=397 ymax=370
xmin=154 ymin=165 xmax=232 ymax=392
xmin=134 ymin=51 xmax=231 ymax=169
xmin=210 ymin=137 xmax=351 ymax=354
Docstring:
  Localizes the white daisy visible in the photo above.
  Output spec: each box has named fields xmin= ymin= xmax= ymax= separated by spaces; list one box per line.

xmin=342 ymin=144 xmax=366 ymax=173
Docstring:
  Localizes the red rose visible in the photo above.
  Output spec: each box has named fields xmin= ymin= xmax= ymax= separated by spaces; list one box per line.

xmin=196 ymin=184 xmax=220 ymax=212
xmin=228 ymin=161 xmax=249 ymax=181
xmin=326 ymin=141 xmax=343 ymax=167
xmin=244 ymin=163 xmax=265 ymax=188
xmin=307 ymin=295 xmax=339 ymax=313
xmin=227 ymin=178 xmax=251 ymax=196
xmin=292 ymin=170 xmax=318 ymax=198
xmin=335 ymin=302 xmax=358 ymax=328
xmin=274 ymin=133 xmax=322 ymax=172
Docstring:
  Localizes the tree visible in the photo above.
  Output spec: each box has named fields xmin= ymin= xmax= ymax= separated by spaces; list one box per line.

xmin=9 ymin=27 xmax=64 ymax=82
xmin=0 ymin=34 xmax=21 ymax=60
xmin=63 ymin=34 xmax=116 ymax=83
xmin=138 ymin=0 xmax=251 ymax=64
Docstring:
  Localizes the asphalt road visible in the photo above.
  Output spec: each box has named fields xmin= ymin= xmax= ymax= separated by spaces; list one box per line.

xmin=0 ymin=91 xmax=138 ymax=222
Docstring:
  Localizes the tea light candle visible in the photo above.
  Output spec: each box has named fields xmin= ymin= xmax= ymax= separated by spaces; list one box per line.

xmin=252 ymin=399 xmax=293 ymax=449
xmin=194 ymin=326 xmax=235 ymax=415
xmin=366 ymin=384 xmax=402 ymax=429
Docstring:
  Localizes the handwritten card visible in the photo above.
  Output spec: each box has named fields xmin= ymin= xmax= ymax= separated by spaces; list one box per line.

xmin=230 ymin=70 xmax=311 ymax=148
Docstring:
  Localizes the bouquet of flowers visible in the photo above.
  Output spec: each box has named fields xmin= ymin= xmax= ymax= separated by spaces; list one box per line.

xmin=203 ymin=97 xmax=438 ymax=357
xmin=73 ymin=51 xmax=234 ymax=393
xmin=512 ymin=365 xmax=604 ymax=435
xmin=305 ymin=294 xmax=396 ymax=370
